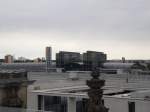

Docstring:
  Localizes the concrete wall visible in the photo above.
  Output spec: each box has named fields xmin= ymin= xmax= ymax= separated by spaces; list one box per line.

xmin=0 ymin=86 xmax=27 ymax=108
xmin=0 ymin=89 xmax=4 ymax=105
xmin=136 ymin=100 xmax=150 ymax=112
xmin=105 ymin=97 xmax=128 ymax=112
xmin=28 ymin=93 xmax=150 ymax=112
xmin=105 ymin=97 xmax=150 ymax=112
xmin=18 ymin=86 xmax=27 ymax=108
xmin=27 ymin=86 xmax=38 ymax=110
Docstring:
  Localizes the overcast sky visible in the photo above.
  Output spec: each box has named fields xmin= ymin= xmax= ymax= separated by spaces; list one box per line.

xmin=0 ymin=0 xmax=150 ymax=59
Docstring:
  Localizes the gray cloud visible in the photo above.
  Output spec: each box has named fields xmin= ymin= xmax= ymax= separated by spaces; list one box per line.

xmin=0 ymin=0 xmax=150 ymax=59
xmin=0 ymin=0 xmax=150 ymax=32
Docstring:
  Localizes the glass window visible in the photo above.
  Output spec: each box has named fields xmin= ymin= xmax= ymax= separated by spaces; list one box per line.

xmin=128 ymin=101 xmax=135 ymax=112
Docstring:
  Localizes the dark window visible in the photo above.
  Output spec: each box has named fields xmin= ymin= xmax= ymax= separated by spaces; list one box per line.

xmin=38 ymin=95 xmax=43 ymax=110
xmin=128 ymin=101 xmax=135 ymax=112
xmin=102 ymin=99 xmax=104 ymax=105
xmin=44 ymin=96 xmax=67 ymax=112
xmin=82 ymin=98 xmax=88 ymax=112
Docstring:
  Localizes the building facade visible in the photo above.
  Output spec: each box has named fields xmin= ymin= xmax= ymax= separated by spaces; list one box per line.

xmin=30 ymin=84 xmax=150 ymax=112
xmin=27 ymin=71 xmax=150 ymax=112
xmin=0 ymin=70 xmax=34 ymax=108
xmin=83 ymin=51 xmax=107 ymax=71
xmin=46 ymin=47 xmax=52 ymax=72
xmin=56 ymin=51 xmax=81 ymax=68
xmin=5 ymin=55 xmax=14 ymax=63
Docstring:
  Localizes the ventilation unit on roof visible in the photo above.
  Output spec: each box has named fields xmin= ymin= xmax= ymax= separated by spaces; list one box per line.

xmin=68 ymin=72 xmax=79 ymax=80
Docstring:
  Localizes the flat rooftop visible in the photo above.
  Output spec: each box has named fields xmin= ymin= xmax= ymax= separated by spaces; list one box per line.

xmin=28 ymin=72 xmax=150 ymax=101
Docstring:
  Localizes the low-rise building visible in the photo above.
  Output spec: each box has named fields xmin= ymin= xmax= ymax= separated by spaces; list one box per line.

xmin=5 ymin=55 xmax=14 ymax=63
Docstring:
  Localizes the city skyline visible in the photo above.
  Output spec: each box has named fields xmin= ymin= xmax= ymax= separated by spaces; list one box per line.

xmin=0 ymin=0 xmax=150 ymax=59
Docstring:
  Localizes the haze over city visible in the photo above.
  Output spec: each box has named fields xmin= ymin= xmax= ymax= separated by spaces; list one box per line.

xmin=0 ymin=0 xmax=150 ymax=59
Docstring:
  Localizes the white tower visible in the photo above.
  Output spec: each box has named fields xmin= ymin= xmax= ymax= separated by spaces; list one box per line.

xmin=46 ymin=47 xmax=52 ymax=72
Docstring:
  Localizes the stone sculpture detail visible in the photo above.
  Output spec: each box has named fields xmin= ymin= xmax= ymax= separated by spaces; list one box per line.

xmin=86 ymin=68 xmax=109 ymax=112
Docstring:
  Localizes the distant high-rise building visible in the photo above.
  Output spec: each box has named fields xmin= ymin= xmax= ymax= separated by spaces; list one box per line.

xmin=83 ymin=51 xmax=107 ymax=71
xmin=5 ymin=55 xmax=14 ymax=63
xmin=46 ymin=47 xmax=52 ymax=72
xmin=56 ymin=51 xmax=81 ymax=68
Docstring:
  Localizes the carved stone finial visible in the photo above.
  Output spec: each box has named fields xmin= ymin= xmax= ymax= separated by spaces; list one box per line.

xmin=86 ymin=68 xmax=109 ymax=112
xmin=91 ymin=67 xmax=100 ymax=79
